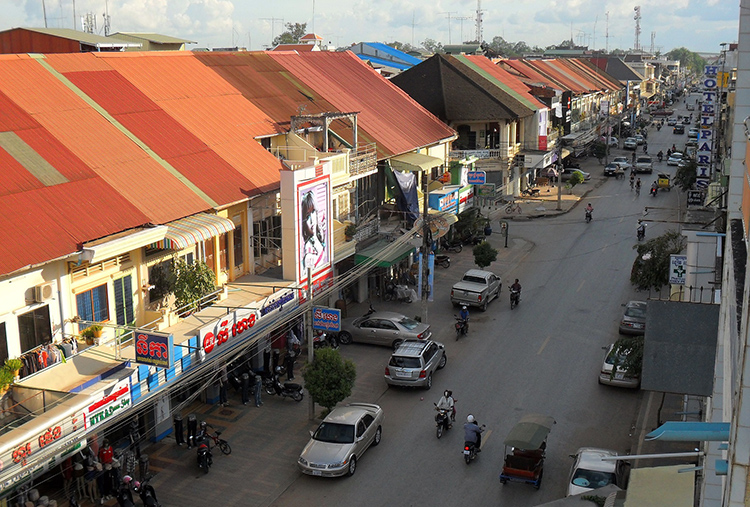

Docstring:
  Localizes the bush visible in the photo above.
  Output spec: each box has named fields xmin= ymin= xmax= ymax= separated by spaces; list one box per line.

xmin=303 ymin=348 xmax=356 ymax=417
xmin=568 ymin=171 xmax=584 ymax=187
xmin=173 ymin=259 xmax=217 ymax=313
xmin=473 ymin=241 xmax=498 ymax=269
xmin=630 ymin=230 xmax=686 ymax=290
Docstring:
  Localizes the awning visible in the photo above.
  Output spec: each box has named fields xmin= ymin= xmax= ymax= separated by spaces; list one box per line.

xmin=152 ymin=213 xmax=236 ymax=250
xmin=641 ymin=300 xmax=719 ymax=396
xmin=354 ymin=240 xmax=415 ymax=268
xmin=390 ymin=152 xmax=444 ymax=172
xmin=624 ymin=465 xmax=695 ymax=507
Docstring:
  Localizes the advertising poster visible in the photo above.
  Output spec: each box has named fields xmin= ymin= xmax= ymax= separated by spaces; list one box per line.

xmin=297 ymin=175 xmax=331 ymax=282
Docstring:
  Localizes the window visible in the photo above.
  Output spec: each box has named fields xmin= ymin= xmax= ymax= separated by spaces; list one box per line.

xmin=0 ymin=323 xmax=8 ymax=364
xmin=424 ymin=343 xmax=438 ymax=362
xmin=113 ymin=275 xmax=134 ymax=326
xmin=254 ymin=216 xmax=282 ymax=257
xmin=148 ymin=261 xmax=173 ymax=302
xmin=218 ymin=233 xmax=228 ymax=271
xmin=233 ymin=224 xmax=243 ymax=270
xmin=362 ymin=414 xmax=374 ymax=428
xmin=356 ymin=420 xmax=366 ymax=438
xmin=378 ymin=320 xmax=397 ymax=331
xmin=360 ymin=319 xmax=377 ymax=329
xmin=205 ymin=237 xmax=215 ymax=269
xmin=76 ymin=284 xmax=109 ymax=326
xmin=17 ymin=306 xmax=52 ymax=353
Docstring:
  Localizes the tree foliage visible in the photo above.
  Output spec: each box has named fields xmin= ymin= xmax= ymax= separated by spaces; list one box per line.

xmin=172 ymin=258 xmax=217 ymax=313
xmin=592 ymin=141 xmax=607 ymax=164
xmin=387 ymin=41 xmax=421 ymax=54
xmin=421 ymin=38 xmax=444 ymax=54
xmin=272 ymin=22 xmax=307 ymax=46
xmin=630 ymin=230 xmax=686 ymax=291
xmin=473 ymin=241 xmax=498 ymax=269
xmin=674 ymin=158 xmax=697 ymax=191
xmin=486 ymin=36 xmax=543 ymax=57
xmin=568 ymin=171 xmax=584 ymax=187
xmin=666 ymin=47 xmax=707 ymax=75
xmin=303 ymin=348 xmax=356 ymax=416
xmin=611 ymin=336 xmax=644 ymax=378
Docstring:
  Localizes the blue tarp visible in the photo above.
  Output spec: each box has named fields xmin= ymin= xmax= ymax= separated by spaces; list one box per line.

xmin=355 ymin=54 xmax=412 ymax=70
xmin=359 ymin=42 xmax=422 ymax=65
xmin=392 ymin=169 xmax=420 ymax=225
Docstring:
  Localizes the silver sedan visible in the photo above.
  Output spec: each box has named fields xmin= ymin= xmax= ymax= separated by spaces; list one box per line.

xmin=338 ymin=312 xmax=431 ymax=348
xmin=298 ymin=403 xmax=383 ymax=477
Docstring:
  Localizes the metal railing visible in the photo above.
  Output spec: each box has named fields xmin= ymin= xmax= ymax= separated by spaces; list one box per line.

xmin=350 ymin=143 xmax=377 ymax=176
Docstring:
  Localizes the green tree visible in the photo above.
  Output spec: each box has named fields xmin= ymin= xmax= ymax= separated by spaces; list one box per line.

xmin=473 ymin=241 xmax=498 ymax=269
xmin=421 ymin=38 xmax=444 ymax=54
xmin=666 ymin=47 xmax=707 ymax=75
xmin=674 ymin=158 xmax=697 ymax=191
xmin=172 ymin=258 xmax=216 ymax=314
xmin=630 ymin=230 xmax=686 ymax=290
xmin=303 ymin=348 xmax=356 ymax=417
xmin=611 ymin=336 xmax=644 ymax=378
xmin=387 ymin=41 xmax=421 ymax=54
xmin=272 ymin=22 xmax=307 ymax=46
xmin=568 ymin=171 xmax=584 ymax=187
xmin=592 ymin=142 xmax=607 ymax=164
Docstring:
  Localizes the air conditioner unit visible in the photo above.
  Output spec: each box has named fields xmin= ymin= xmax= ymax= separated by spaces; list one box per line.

xmin=33 ymin=282 xmax=54 ymax=303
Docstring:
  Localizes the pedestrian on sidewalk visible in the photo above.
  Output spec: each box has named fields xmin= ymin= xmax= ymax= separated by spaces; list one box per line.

xmin=253 ymin=371 xmax=263 ymax=407
xmin=219 ymin=363 xmax=228 ymax=407
xmin=285 ymin=330 xmax=301 ymax=381
xmin=241 ymin=372 xmax=250 ymax=405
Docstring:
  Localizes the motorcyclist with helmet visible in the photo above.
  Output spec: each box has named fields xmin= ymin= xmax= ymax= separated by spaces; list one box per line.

xmin=436 ymin=390 xmax=455 ymax=428
xmin=459 ymin=305 xmax=469 ymax=332
xmin=464 ymin=415 xmax=483 ymax=451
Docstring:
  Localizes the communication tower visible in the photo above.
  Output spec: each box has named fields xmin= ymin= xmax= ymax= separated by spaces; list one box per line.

xmin=475 ymin=0 xmax=484 ymax=43
xmin=633 ymin=6 xmax=641 ymax=51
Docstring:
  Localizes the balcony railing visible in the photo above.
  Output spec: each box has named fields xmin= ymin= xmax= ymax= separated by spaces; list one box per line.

xmin=350 ymin=143 xmax=377 ymax=177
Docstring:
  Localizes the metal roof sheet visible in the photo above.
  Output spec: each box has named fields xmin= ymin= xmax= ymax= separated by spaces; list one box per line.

xmin=355 ymin=54 xmax=412 ymax=71
xmin=551 ymin=59 xmax=601 ymax=91
xmin=111 ymin=33 xmax=196 ymax=44
xmin=501 ymin=60 xmax=562 ymax=90
xmin=11 ymin=28 xmax=140 ymax=47
xmin=266 ymin=51 xmax=455 ymax=157
xmin=460 ymin=55 xmax=547 ymax=110
xmin=356 ymin=43 xmax=422 ymax=66
xmin=525 ymin=60 xmax=586 ymax=93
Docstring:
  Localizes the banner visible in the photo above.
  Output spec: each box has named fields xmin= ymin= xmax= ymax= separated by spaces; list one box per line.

xmin=298 ymin=174 xmax=331 ymax=283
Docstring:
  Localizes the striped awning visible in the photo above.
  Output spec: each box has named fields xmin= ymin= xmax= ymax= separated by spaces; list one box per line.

xmin=152 ymin=213 xmax=236 ymax=250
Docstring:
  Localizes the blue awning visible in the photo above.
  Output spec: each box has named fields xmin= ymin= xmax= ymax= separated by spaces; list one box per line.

xmin=646 ymin=422 xmax=730 ymax=442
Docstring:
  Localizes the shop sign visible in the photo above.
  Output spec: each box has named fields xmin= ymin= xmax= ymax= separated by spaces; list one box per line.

xmin=466 ymin=171 xmax=486 ymax=185
xmin=687 ymin=191 xmax=705 ymax=207
xmin=457 ymin=185 xmax=474 ymax=213
xmin=312 ymin=307 xmax=341 ymax=332
xmin=669 ymin=255 xmax=688 ymax=285
xmin=0 ymin=408 xmax=86 ymax=489
xmin=476 ymin=184 xmax=496 ymax=198
xmin=0 ymin=439 xmax=85 ymax=492
xmin=88 ymin=378 xmax=131 ymax=428
xmin=438 ymin=191 xmax=458 ymax=212
xmin=135 ymin=331 xmax=174 ymax=369
xmin=260 ymin=290 xmax=296 ymax=316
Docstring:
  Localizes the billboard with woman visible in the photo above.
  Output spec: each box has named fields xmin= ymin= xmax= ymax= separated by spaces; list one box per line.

xmin=297 ymin=175 xmax=331 ymax=281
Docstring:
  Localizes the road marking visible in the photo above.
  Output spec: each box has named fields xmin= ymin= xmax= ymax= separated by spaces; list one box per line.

xmin=577 ymin=280 xmax=585 ymax=293
xmin=482 ymin=429 xmax=492 ymax=447
xmin=537 ymin=336 xmax=551 ymax=355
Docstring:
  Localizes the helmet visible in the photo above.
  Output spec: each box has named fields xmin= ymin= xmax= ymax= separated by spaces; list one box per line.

xmin=275 ymin=365 xmax=283 ymax=374
xmin=467 ymin=415 xmax=475 ymax=423
xmin=462 ymin=306 xmax=467 ymax=310
xmin=133 ymin=481 xmax=141 ymax=490
xmin=200 ymin=421 xmax=207 ymax=430
xmin=123 ymin=475 xmax=132 ymax=484
xmin=444 ymin=390 xmax=449 ymax=397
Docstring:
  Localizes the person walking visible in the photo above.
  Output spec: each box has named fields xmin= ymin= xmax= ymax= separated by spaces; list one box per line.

xmin=285 ymin=330 xmax=301 ymax=381
xmin=218 ymin=363 xmax=228 ymax=407
xmin=240 ymin=372 xmax=250 ymax=405
xmin=252 ymin=371 xmax=263 ymax=407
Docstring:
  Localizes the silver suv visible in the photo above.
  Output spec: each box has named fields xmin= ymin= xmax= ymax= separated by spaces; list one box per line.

xmin=384 ymin=340 xmax=446 ymax=390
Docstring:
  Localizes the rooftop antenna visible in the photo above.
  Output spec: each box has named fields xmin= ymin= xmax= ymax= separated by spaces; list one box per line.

xmin=456 ymin=16 xmax=472 ymax=44
xmin=411 ymin=11 xmax=415 ymax=47
xmin=260 ymin=17 xmax=284 ymax=45
xmin=592 ymin=14 xmax=598 ymax=50
xmin=312 ymin=0 xmax=315 ymax=34
xmin=41 ymin=0 xmax=48 ymax=27
xmin=441 ymin=11 xmax=457 ymax=44
xmin=474 ymin=0 xmax=484 ymax=43
xmin=72 ymin=0 xmax=76 ymax=30
xmin=605 ymin=11 xmax=610 ymax=53
xmin=633 ymin=6 xmax=641 ymax=51
xmin=102 ymin=0 xmax=111 ymax=36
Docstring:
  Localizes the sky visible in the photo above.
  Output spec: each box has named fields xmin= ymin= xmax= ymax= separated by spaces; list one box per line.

xmin=2 ymin=0 xmax=739 ymax=54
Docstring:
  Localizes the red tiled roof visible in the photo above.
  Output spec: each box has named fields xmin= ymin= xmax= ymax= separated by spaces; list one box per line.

xmin=265 ymin=51 xmax=455 ymax=157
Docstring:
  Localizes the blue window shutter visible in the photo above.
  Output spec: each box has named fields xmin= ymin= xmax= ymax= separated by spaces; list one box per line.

xmin=114 ymin=278 xmax=125 ymax=325
xmin=123 ymin=275 xmax=134 ymax=323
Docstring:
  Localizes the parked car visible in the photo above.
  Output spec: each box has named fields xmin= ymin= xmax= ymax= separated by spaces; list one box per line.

xmin=561 ymin=168 xmax=591 ymax=181
xmin=384 ymin=339 xmax=446 ymax=390
xmin=603 ymin=163 xmax=620 ymax=177
xmin=598 ymin=343 xmax=640 ymax=389
xmin=567 ymin=447 xmax=628 ymax=496
xmin=686 ymin=138 xmax=698 ymax=149
xmin=338 ymin=312 xmax=431 ymax=348
xmin=688 ymin=128 xmax=700 ymax=139
xmin=298 ymin=403 xmax=383 ymax=477
xmin=667 ymin=152 xmax=683 ymax=166
xmin=683 ymin=117 xmax=691 ymax=125
xmin=673 ymin=124 xmax=685 ymax=135
xmin=604 ymin=136 xmax=618 ymax=147
xmin=612 ymin=156 xmax=631 ymax=172
xmin=451 ymin=269 xmax=502 ymax=311
xmin=651 ymin=109 xmax=674 ymax=116
xmin=623 ymin=137 xmax=638 ymax=150
xmin=619 ymin=300 xmax=647 ymax=335
xmin=634 ymin=134 xmax=645 ymax=145
xmin=634 ymin=156 xmax=653 ymax=174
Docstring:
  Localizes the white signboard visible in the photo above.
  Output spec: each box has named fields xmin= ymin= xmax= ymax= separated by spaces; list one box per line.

xmin=670 ymin=255 xmax=688 ymax=285
xmin=87 ymin=378 xmax=132 ymax=428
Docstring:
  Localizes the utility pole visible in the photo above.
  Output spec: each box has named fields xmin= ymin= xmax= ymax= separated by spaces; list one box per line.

xmin=306 ymin=267 xmax=314 ymax=420
xmin=41 ymin=0 xmax=48 ymax=28
xmin=456 ymin=16 xmax=472 ymax=44
xmin=421 ymin=171 xmax=430 ymax=324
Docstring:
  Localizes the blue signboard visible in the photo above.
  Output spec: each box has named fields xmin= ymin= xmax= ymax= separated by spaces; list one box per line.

xmin=467 ymin=171 xmax=487 ymax=185
xmin=312 ymin=307 xmax=341 ymax=331
xmin=135 ymin=331 xmax=174 ymax=369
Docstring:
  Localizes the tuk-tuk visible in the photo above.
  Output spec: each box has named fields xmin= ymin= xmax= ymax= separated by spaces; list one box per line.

xmin=499 ymin=414 xmax=556 ymax=489
xmin=657 ymin=173 xmax=672 ymax=191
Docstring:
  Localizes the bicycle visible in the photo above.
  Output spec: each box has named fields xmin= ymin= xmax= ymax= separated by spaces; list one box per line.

xmin=207 ymin=431 xmax=231 ymax=455
xmin=505 ymin=201 xmax=522 ymax=214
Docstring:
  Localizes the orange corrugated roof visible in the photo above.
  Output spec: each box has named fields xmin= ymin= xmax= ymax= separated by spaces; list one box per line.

xmin=462 ymin=55 xmax=547 ymax=110
xmin=266 ymin=51 xmax=455 ymax=157
xmin=501 ymin=60 xmax=562 ymax=90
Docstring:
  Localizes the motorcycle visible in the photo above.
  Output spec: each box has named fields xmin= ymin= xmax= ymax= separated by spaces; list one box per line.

xmin=585 ymin=210 xmax=592 ymax=223
xmin=196 ymin=436 xmax=213 ymax=474
xmin=657 ymin=152 xmax=663 ymax=162
xmin=436 ymin=254 xmax=451 ymax=268
xmin=637 ymin=224 xmax=646 ymax=241
xmin=440 ymin=238 xmax=463 ymax=253
xmin=383 ymin=281 xmax=416 ymax=303
xmin=656 ymin=124 xmax=661 ymax=131
xmin=264 ymin=369 xmax=304 ymax=402
xmin=454 ymin=316 xmax=468 ymax=340
xmin=463 ymin=425 xmax=485 ymax=464
xmin=650 ymin=186 xmax=658 ymax=197
xmin=434 ymin=404 xmax=452 ymax=439
xmin=363 ymin=303 xmax=376 ymax=317
xmin=510 ymin=289 xmax=520 ymax=309
xmin=133 ymin=476 xmax=160 ymax=507
xmin=312 ymin=330 xmax=339 ymax=349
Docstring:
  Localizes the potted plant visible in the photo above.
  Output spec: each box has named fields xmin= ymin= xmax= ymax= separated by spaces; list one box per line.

xmin=80 ymin=324 xmax=103 ymax=345
xmin=4 ymin=358 xmax=22 ymax=377
xmin=0 ymin=368 xmax=14 ymax=395
xmin=344 ymin=224 xmax=357 ymax=242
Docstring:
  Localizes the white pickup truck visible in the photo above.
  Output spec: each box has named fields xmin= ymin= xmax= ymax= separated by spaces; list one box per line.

xmin=450 ymin=269 xmax=502 ymax=311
